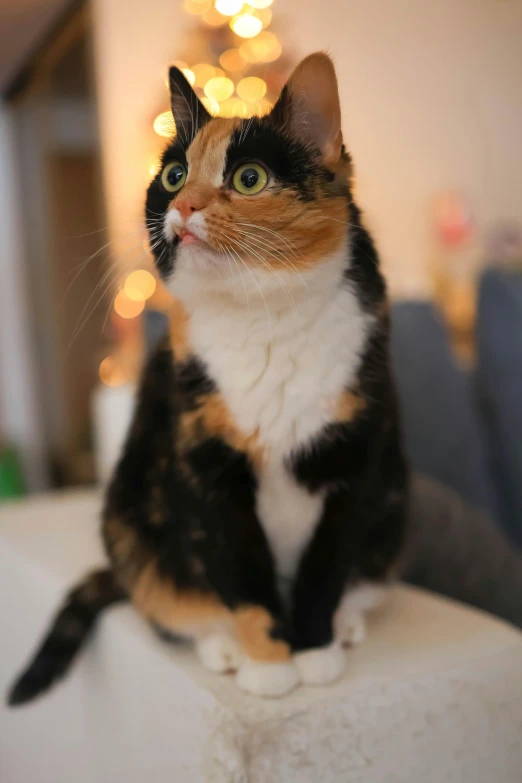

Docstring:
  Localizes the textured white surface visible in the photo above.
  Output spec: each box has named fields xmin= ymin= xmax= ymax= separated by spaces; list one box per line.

xmin=1 ymin=491 xmax=522 ymax=782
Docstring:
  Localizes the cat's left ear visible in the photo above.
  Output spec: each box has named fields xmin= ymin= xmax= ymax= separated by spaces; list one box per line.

xmin=272 ymin=52 xmax=343 ymax=167
xmin=168 ymin=66 xmax=211 ymax=144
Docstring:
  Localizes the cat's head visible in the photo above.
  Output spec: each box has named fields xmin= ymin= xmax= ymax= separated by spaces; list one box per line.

xmin=146 ymin=52 xmax=353 ymax=304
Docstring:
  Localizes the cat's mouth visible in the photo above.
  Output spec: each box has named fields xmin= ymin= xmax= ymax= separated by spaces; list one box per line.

xmin=176 ymin=228 xmax=211 ymax=250
xmin=179 ymin=230 xmax=201 ymax=247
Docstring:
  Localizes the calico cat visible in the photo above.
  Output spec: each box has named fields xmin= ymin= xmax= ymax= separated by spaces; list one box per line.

xmin=8 ymin=52 xmax=408 ymax=703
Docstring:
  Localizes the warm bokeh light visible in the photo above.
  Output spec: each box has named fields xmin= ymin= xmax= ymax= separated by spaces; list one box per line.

xmin=114 ymin=291 xmax=145 ymax=319
xmin=230 ymin=13 xmax=263 ymax=38
xmin=201 ymin=96 xmax=220 ymax=114
xmin=248 ymin=31 xmax=282 ymax=62
xmin=219 ymin=48 xmax=246 ymax=72
xmin=153 ymin=111 xmax=175 ymax=138
xmin=249 ymin=0 xmax=273 ymax=8
xmin=148 ymin=156 xmax=160 ymax=177
xmin=218 ymin=97 xmax=250 ymax=118
xmin=202 ymin=6 xmax=228 ymax=25
xmin=181 ymin=68 xmax=196 ymax=86
xmin=172 ymin=60 xmax=189 ymax=71
xmin=252 ymin=98 xmax=273 ymax=116
xmin=184 ymin=0 xmax=211 ymax=14
xmin=213 ymin=67 xmax=225 ymax=78
xmin=204 ymin=76 xmax=234 ymax=101
xmin=238 ymin=41 xmax=259 ymax=64
xmin=215 ymin=0 xmax=244 ymax=16
xmin=191 ymin=62 xmax=215 ymax=87
xmin=236 ymin=76 xmax=267 ymax=102
xmin=99 ymin=356 xmax=127 ymax=387
xmin=256 ymin=8 xmax=272 ymax=28
xmin=124 ymin=270 xmax=157 ymax=302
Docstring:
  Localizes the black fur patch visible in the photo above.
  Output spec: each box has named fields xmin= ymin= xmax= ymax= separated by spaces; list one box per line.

xmin=7 ymin=570 xmax=125 ymax=706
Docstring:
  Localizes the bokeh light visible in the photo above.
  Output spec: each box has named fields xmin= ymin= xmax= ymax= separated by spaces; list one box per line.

xmin=99 ymin=356 xmax=127 ymax=387
xmin=256 ymin=8 xmax=272 ymax=28
xmin=191 ymin=63 xmax=215 ymax=87
xmin=172 ymin=60 xmax=189 ymax=71
xmin=252 ymin=98 xmax=273 ymax=116
xmin=201 ymin=96 xmax=220 ymax=114
xmin=148 ymin=156 xmax=160 ymax=177
xmin=153 ymin=111 xmax=175 ymax=138
xmin=230 ymin=14 xmax=263 ymax=38
xmin=238 ymin=41 xmax=259 ymax=64
xmin=248 ymin=31 xmax=282 ymax=62
xmin=181 ymin=68 xmax=196 ymax=86
xmin=219 ymin=48 xmax=246 ymax=72
xmin=204 ymin=76 xmax=234 ymax=101
xmin=114 ymin=291 xmax=145 ymax=319
xmin=249 ymin=0 xmax=273 ymax=7
xmin=215 ymin=0 xmax=244 ymax=15
xmin=124 ymin=270 xmax=157 ymax=302
xmin=218 ymin=97 xmax=250 ymax=118
xmin=184 ymin=0 xmax=211 ymax=14
xmin=202 ymin=6 xmax=228 ymax=25
xmin=236 ymin=76 xmax=267 ymax=102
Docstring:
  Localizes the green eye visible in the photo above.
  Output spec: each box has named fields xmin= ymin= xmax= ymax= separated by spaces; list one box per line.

xmin=232 ymin=163 xmax=268 ymax=195
xmin=161 ymin=161 xmax=187 ymax=193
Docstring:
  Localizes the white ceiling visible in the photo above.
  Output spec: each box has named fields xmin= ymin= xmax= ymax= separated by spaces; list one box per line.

xmin=0 ymin=0 xmax=73 ymax=95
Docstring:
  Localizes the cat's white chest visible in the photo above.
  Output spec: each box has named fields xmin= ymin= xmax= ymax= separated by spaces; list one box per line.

xmin=186 ymin=276 xmax=371 ymax=577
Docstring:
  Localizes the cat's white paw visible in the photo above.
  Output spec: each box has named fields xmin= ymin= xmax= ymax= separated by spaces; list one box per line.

xmin=294 ymin=643 xmax=346 ymax=686
xmin=236 ymin=659 xmax=300 ymax=698
xmin=337 ymin=612 xmax=366 ymax=649
xmin=197 ymin=633 xmax=243 ymax=673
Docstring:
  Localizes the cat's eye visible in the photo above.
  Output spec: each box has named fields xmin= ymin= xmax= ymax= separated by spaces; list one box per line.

xmin=232 ymin=163 xmax=268 ymax=195
xmin=161 ymin=161 xmax=187 ymax=193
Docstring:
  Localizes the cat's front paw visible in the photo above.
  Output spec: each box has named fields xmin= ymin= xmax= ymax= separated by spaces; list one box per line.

xmin=236 ymin=659 xmax=300 ymax=698
xmin=294 ymin=643 xmax=346 ymax=686
xmin=197 ymin=633 xmax=243 ymax=673
xmin=336 ymin=612 xmax=366 ymax=649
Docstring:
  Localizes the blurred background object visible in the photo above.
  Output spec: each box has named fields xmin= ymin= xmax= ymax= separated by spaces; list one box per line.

xmin=0 ymin=0 xmax=521 ymax=536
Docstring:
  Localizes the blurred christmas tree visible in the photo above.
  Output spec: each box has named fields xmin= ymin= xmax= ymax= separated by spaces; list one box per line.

xmin=152 ymin=0 xmax=294 ymax=144
xmin=97 ymin=0 xmax=293 ymax=391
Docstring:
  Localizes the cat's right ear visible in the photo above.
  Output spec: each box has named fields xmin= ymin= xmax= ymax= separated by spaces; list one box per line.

xmin=168 ymin=66 xmax=210 ymax=145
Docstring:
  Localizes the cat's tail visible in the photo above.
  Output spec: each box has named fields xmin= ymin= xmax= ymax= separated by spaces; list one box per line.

xmin=7 ymin=569 xmax=127 ymax=707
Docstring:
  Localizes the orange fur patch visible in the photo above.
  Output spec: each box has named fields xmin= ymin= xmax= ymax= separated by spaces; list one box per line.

xmin=334 ymin=390 xmax=367 ymax=423
xmin=132 ymin=560 xmax=231 ymax=631
xmin=234 ymin=606 xmax=291 ymax=662
xmin=167 ymin=115 xmax=350 ymax=273
xmin=179 ymin=392 xmax=266 ymax=469
xmin=169 ymin=297 xmax=191 ymax=363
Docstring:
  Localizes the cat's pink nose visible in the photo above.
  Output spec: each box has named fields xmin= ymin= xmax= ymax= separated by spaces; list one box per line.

xmin=176 ymin=194 xmax=204 ymax=220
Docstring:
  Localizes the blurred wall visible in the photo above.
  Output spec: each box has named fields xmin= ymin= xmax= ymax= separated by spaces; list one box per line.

xmin=92 ymin=0 xmax=522 ymax=296
xmin=0 ymin=107 xmax=48 ymax=490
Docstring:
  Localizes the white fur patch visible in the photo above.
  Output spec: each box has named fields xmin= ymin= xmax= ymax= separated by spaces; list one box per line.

xmin=197 ymin=633 xmax=243 ymax=673
xmin=236 ymin=659 xmax=300 ymax=697
xmin=256 ymin=460 xmax=324 ymax=578
xmin=334 ymin=582 xmax=390 ymax=647
xmin=294 ymin=642 xmax=346 ymax=686
xmin=173 ymin=247 xmax=373 ymax=578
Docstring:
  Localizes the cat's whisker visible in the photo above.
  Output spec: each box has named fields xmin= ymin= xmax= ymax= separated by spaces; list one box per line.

xmin=67 ymin=236 xmax=161 ymax=353
xmin=214 ymin=230 xmax=273 ymax=326
xmin=235 ymin=222 xmax=302 ymax=259
xmin=217 ymin=239 xmax=250 ymax=311
xmin=66 ymin=264 xmax=120 ymax=356
xmin=225 ymin=234 xmax=299 ymax=316
xmin=229 ymin=230 xmax=306 ymax=299
xmin=233 ymin=229 xmax=312 ymax=298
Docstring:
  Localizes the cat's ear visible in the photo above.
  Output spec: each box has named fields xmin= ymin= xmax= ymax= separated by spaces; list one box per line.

xmin=168 ymin=66 xmax=211 ymax=144
xmin=272 ymin=53 xmax=343 ymax=167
